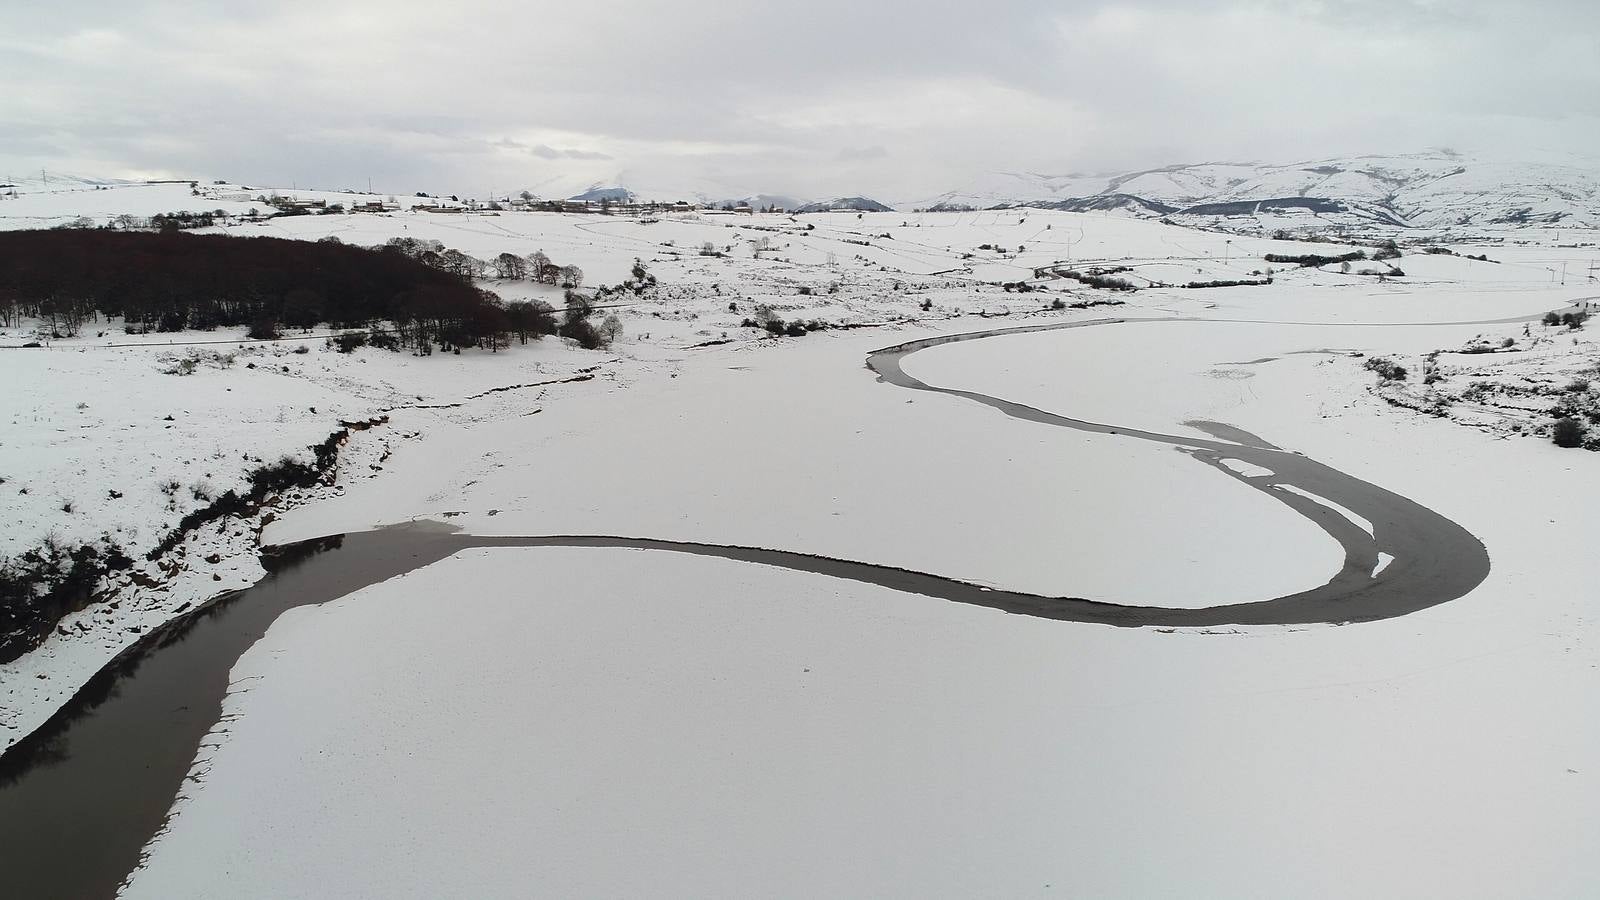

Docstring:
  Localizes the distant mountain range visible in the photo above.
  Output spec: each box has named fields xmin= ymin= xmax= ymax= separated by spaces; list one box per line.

xmin=902 ymin=151 xmax=1600 ymax=229
xmin=794 ymin=196 xmax=894 ymax=213
xmin=566 ymin=186 xmax=635 ymax=204
xmin=12 ymin=150 xmax=1596 ymax=233
xmin=549 ymin=151 xmax=1600 ymax=230
xmin=551 ymin=185 xmax=893 ymax=214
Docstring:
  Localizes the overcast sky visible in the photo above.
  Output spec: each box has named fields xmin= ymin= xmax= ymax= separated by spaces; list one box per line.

xmin=3 ymin=0 xmax=1596 ymax=201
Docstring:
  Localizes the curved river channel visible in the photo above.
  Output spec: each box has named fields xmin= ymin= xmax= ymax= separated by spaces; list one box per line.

xmin=0 ymin=315 xmax=1490 ymax=898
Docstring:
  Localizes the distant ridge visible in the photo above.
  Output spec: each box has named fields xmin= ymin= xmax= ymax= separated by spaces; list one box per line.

xmin=905 ymin=151 xmax=1600 ymax=229
xmin=17 ymin=150 xmax=1598 ymax=232
xmin=795 ymin=196 xmax=893 ymax=213
xmin=566 ymin=185 xmax=635 ymax=203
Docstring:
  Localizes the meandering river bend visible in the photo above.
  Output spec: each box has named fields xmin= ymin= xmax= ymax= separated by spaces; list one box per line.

xmin=0 ymin=316 xmax=1490 ymax=898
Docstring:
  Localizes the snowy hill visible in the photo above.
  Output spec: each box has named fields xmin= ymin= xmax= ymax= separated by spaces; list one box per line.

xmin=0 ymin=178 xmax=271 ymax=230
xmin=905 ymin=151 xmax=1600 ymax=231
xmin=727 ymin=194 xmax=807 ymax=212
xmin=522 ymin=152 xmax=1600 ymax=231
xmin=0 ymin=172 xmax=142 ymax=194
xmin=1035 ymin=193 xmax=1178 ymax=217
xmin=512 ymin=171 xmax=808 ymax=209
xmin=905 ymin=171 xmax=1109 ymax=211
xmin=566 ymin=185 xmax=635 ymax=204
xmin=8 ymin=151 xmax=1598 ymax=234
xmin=795 ymin=196 xmax=893 ymax=213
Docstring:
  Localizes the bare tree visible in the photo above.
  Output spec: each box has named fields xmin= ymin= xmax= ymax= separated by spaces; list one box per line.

xmin=558 ymin=264 xmax=583 ymax=288
xmin=493 ymin=252 xmax=527 ymax=280
xmin=441 ymin=248 xmax=484 ymax=280
xmin=525 ymin=250 xmax=551 ymax=281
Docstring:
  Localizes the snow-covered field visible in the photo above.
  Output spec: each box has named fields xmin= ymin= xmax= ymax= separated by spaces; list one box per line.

xmin=1364 ymin=312 xmax=1600 ymax=444
xmin=3 ymin=183 xmax=1599 ymax=897
xmin=129 ymin=284 xmax=1600 ymax=898
xmin=0 ymin=324 xmax=623 ymax=741
xmin=910 ymin=150 xmax=1600 ymax=232
xmin=0 ymin=179 xmax=263 ymax=229
xmin=259 ymin=322 xmax=1341 ymax=609
xmin=123 ymin=536 xmax=1600 ymax=899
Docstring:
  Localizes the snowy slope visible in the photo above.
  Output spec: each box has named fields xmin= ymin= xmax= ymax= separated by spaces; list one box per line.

xmin=566 ymin=185 xmax=635 ymax=203
xmin=512 ymin=171 xmax=812 ymax=209
xmin=903 ymin=152 xmax=1600 ymax=231
xmin=16 ymin=149 xmax=1593 ymax=233
xmin=0 ymin=176 xmax=483 ymax=230
xmin=0 ymin=181 xmax=267 ymax=229
xmin=725 ymin=193 xmax=807 ymax=212
xmin=795 ymin=196 xmax=894 ymax=213
xmin=0 ymin=172 xmax=140 ymax=194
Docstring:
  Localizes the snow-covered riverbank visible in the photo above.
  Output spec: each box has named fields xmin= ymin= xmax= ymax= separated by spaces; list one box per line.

xmin=124 ymin=309 xmax=1600 ymax=897
xmin=118 ymin=277 xmax=1600 ymax=898
xmin=0 ymin=327 xmax=615 ymax=749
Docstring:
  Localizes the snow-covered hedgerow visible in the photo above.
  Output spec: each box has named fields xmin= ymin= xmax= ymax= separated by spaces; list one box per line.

xmin=1364 ymin=314 xmax=1600 ymax=448
xmin=0 ymin=535 xmax=133 ymax=663
xmin=0 ymin=416 xmax=383 ymax=663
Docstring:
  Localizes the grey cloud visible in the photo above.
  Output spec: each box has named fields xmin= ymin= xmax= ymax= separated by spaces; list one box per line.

xmin=493 ymin=138 xmax=613 ymax=161
xmin=837 ymin=146 xmax=889 ymax=162
xmin=1 ymin=1 xmax=1595 ymax=198
xmin=530 ymin=145 xmax=614 ymax=161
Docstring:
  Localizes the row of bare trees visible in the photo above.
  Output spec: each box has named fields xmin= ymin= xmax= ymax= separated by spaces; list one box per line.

xmin=494 ymin=249 xmax=583 ymax=287
xmin=381 ymin=238 xmax=582 ymax=288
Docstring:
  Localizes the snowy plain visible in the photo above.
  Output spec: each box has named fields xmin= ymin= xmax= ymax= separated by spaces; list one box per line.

xmin=1 ymin=183 xmax=1597 ymax=897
